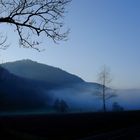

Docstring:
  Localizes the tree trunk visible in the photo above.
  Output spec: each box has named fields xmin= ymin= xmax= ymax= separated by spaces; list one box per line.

xmin=103 ymin=85 xmax=106 ymax=112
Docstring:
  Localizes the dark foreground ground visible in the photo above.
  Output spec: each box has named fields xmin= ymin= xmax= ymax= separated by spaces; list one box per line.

xmin=1 ymin=111 xmax=140 ymax=140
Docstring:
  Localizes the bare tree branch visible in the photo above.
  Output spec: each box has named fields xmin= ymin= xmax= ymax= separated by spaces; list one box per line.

xmin=0 ymin=34 xmax=9 ymax=50
xmin=0 ymin=0 xmax=71 ymax=50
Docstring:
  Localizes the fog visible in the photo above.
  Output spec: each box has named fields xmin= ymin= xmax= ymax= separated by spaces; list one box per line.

xmin=113 ymin=89 xmax=140 ymax=110
xmin=46 ymin=83 xmax=140 ymax=112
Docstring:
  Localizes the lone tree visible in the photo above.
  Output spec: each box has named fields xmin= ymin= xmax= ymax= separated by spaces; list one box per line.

xmin=112 ymin=102 xmax=124 ymax=112
xmin=53 ymin=98 xmax=69 ymax=113
xmin=97 ymin=66 xmax=116 ymax=112
xmin=0 ymin=0 xmax=71 ymax=50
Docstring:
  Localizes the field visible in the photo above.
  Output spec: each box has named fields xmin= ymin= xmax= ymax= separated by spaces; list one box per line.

xmin=0 ymin=111 xmax=140 ymax=139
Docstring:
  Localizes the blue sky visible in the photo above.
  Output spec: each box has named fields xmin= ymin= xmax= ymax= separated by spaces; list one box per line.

xmin=0 ymin=0 xmax=140 ymax=89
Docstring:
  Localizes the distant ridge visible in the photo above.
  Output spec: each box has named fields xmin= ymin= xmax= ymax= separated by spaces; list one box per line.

xmin=1 ymin=59 xmax=84 ymax=86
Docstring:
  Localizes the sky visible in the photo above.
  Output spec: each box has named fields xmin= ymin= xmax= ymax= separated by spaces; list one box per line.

xmin=0 ymin=0 xmax=140 ymax=89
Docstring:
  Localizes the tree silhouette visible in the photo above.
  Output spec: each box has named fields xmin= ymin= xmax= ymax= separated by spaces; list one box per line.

xmin=60 ymin=99 xmax=69 ymax=112
xmin=97 ymin=66 xmax=116 ymax=112
xmin=53 ymin=98 xmax=60 ymax=111
xmin=53 ymin=98 xmax=69 ymax=112
xmin=0 ymin=0 xmax=71 ymax=50
xmin=112 ymin=102 xmax=124 ymax=112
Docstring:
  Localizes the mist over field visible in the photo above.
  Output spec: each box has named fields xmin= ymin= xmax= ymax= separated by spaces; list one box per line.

xmin=47 ymin=85 xmax=140 ymax=112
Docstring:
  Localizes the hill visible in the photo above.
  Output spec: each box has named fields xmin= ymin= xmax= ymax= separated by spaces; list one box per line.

xmin=1 ymin=59 xmax=84 ymax=86
xmin=0 ymin=66 xmax=49 ymax=112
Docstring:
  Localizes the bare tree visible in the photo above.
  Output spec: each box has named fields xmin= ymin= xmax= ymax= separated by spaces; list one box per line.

xmin=97 ymin=66 xmax=116 ymax=112
xmin=0 ymin=0 xmax=71 ymax=50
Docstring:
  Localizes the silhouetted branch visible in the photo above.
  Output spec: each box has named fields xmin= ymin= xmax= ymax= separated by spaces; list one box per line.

xmin=0 ymin=34 xmax=9 ymax=50
xmin=0 ymin=0 xmax=71 ymax=50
